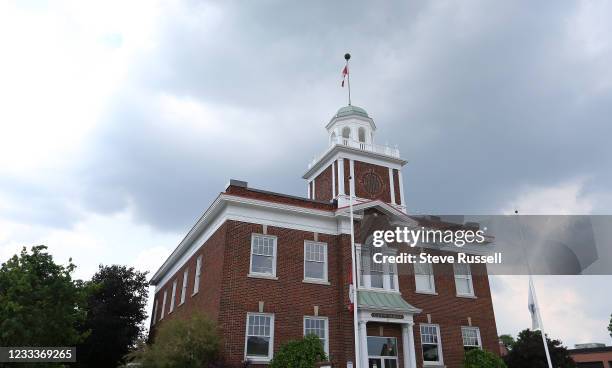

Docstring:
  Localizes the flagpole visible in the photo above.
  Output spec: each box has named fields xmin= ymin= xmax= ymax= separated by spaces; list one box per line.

xmin=349 ymin=175 xmax=360 ymax=368
xmin=515 ymin=210 xmax=553 ymax=368
xmin=345 ymin=53 xmax=352 ymax=106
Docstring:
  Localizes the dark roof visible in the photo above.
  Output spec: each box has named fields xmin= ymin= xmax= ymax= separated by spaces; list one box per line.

xmin=569 ymin=346 xmax=612 ymax=354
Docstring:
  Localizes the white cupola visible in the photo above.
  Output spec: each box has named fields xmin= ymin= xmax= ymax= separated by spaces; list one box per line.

xmin=326 ymin=105 xmax=377 ymax=147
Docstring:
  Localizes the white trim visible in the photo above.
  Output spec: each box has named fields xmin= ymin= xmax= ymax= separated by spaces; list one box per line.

xmin=249 ymin=233 xmax=277 ymax=278
xmin=303 ymin=240 xmax=328 ymax=283
xmin=245 ymin=312 xmax=275 ymax=363
xmin=303 ymin=316 xmax=329 ymax=355
xmin=312 ymin=177 xmax=316 ymax=199
xmin=151 ymin=298 xmax=158 ymax=325
xmin=398 ymin=170 xmax=406 ymax=207
xmin=349 ymin=159 xmax=356 ymax=197
xmin=332 ymin=161 xmax=336 ymax=198
xmin=338 ymin=158 xmax=345 ymax=196
xmin=420 ymin=323 xmax=444 ymax=366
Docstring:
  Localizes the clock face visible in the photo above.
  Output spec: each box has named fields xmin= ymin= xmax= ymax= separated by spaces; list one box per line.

xmin=361 ymin=171 xmax=384 ymax=197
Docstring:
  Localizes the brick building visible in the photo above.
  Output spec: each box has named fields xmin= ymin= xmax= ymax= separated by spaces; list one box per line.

xmin=149 ymin=105 xmax=499 ymax=368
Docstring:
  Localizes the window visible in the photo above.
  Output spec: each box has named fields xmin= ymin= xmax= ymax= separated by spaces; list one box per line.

xmin=461 ymin=327 xmax=482 ymax=351
xmin=160 ymin=290 xmax=167 ymax=320
xmin=454 ymin=263 xmax=474 ymax=296
xmin=304 ymin=317 xmax=329 ymax=355
xmin=169 ymin=279 xmax=177 ymax=313
xmin=249 ymin=234 xmax=277 ymax=277
xmin=358 ymin=127 xmax=366 ymax=142
xmin=358 ymin=245 xmax=399 ymax=291
xmin=342 ymin=126 xmax=351 ymax=139
xmin=304 ymin=241 xmax=328 ymax=282
xmin=152 ymin=299 xmax=158 ymax=325
xmin=193 ymin=255 xmax=202 ymax=294
xmin=414 ymin=262 xmax=436 ymax=293
xmin=245 ymin=313 xmax=274 ymax=361
xmin=367 ymin=336 xmax=398 ymax=368
xmin=420 ymin=324 xmax=443 ymax=365
xmin=180 ymin=269 xmax=188 ymax=305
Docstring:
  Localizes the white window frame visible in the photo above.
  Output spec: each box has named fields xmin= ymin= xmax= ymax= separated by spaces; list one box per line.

xmin=461 ymin=327 xmax=482 ymax=350
xmin=303 ymin=241 xmax=328 ymax=284
xmin=453 ymin=263 xmax=475 ymax=297
xmin=303 ymin=316 xmax=329 ymax=355
xmin=248 ymin=234 xmax=277 ymax=278
xmin=169 ymin=279 xmax=177 ymax=313
xmin=160 ymin=290 xmax=167 ymax=320
xmin=356 ymin=244 xmax=400 ymax=292
xmin=152 ymin=298 xmax=158 ymax=325
xmin=180 ymin=268 xmax=188 ymax=305
xmin=193 ymin=255 xmax=202 ymax=295
xmin=244 ymin=312 xmax=275 ymax=362
xmin=420 ymin=323 xmax=444 ymax=366
xmin=414 ymin=262 xmax=436 ymax=294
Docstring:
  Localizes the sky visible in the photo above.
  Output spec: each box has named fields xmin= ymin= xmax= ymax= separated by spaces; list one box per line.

xmin=1 ymin=0 xmax=611 ymax=348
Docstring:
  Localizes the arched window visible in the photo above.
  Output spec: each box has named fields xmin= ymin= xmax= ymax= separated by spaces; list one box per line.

xmin=358 ymin=127 xmax=366 ymax=142
xmin=330 ymin=132 xmax=336 ymax=144
xmin=342 ymin=127 xmax=351 ymax=139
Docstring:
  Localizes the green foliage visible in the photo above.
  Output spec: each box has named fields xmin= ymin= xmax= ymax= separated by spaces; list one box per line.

xmin=498 ymin=334 xmax=515 ymax=350
xmin=0 ymin=245 xmax=88 ymax=347
xmin=131 ymin=313 xmax=220 ymax=368
xmin=268 ymin=334 xmax=327 ymax=368
xmin=464 ymin=349 xmax=507 ymax=368
xmin=75 ymin=265 xmax=149 ymax=368
xmin=504 ymin=329 xmax=576 ymax=368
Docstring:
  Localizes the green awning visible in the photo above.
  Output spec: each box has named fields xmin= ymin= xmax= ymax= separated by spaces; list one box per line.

xmin=358 ymin=290 xmax=421 ymax=313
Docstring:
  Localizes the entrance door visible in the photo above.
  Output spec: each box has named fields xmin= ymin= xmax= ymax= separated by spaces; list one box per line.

xmin=367 ymin=336 xmax=399 ymax=368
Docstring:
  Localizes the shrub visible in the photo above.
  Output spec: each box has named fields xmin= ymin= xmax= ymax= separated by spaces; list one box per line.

xmin=268 ymin=334 xmax=327 ymax=368
xmin=464 ymin=349 xmax=507 ymax=368
xmin=131 ymin=313 xmax=220 ymax=368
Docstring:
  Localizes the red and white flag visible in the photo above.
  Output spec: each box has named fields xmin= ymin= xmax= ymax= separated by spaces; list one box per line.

xmin=341 ymin=65 xmax=349 ymax=87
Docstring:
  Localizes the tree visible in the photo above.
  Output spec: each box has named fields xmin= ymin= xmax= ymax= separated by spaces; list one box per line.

xmin=498 ymin=334 xmax=515 ymax=351
xmin=76 ymin=265 xmax=149 ymax=368
xmin=608 ymin=314 xmax=611 ymax=339
xmin=504 ymin=329 xmax=576 ymax=368
xmin=465 ymin=349 xmax=507 ymax=368
xmin=132 ymin=313 xmax=220 ymax=367
xmin=268 ymin=334 xmax=327 ymax=368
xmin=0 ymin=245 xmax=87 ymax=347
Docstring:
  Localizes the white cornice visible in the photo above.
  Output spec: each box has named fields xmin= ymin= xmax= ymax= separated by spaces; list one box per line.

xmin=303 ymin=144 xmax=407 ymax=179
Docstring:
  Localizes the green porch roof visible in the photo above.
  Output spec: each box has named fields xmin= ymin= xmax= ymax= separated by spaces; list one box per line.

xmin=358 ymin=290 xmax=420 ymax=313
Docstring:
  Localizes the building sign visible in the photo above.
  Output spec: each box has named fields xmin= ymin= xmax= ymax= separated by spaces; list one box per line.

xmin=371 ymin=313 xmax=404 ymax=320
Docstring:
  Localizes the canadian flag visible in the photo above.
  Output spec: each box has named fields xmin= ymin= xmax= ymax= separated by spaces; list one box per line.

xmin=341 ymin=65 xmax=349 ymax=87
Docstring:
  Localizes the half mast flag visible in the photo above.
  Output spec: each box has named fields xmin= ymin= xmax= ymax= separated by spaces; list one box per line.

xmin=528 ymin=276 xmax=541 ymax=330
xmin=341 ymin=65 xmax=349 ymax=87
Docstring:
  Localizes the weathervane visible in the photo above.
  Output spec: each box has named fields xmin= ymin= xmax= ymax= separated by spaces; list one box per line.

xmin=341 ymin=53 xmax=351 ymax=106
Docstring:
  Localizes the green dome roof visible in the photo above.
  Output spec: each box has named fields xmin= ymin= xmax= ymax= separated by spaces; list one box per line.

xmin=335 ymin=105 xmax=369 ymax=118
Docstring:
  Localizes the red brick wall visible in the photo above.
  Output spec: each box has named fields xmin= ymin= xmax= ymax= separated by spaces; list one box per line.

xmin=398 ymin=248 xmax=499 ymax=368
xmin=149 ymin=222 xmax=228 ymax=335
xmin=344 ymin=158 xmax=350 ymax=195
xmin=150 ymin=218 xmax=499 ymax=368
xmin=217 ymin=221 xmax=353 ymax=367
xmin=354 ymin=160 xmax=392 ymax=203
xmin=314 ymin=164 xmax=333 ymax=202
xmin=334 ymin=161 xmax=339 ymax=197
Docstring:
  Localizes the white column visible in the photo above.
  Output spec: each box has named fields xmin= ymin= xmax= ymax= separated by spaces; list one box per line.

xmin=349 ymin=159 xmax=356 ymax=198
xmin=398 ymin=171 xmax=406 ymax=210
xmin=312 ymin=177 xmax=316 ymax=199
xmin=307 ymin=181 xmax=311 ymax=199
xmin=402 ymin=323 xmax=417 ymax=368
xmin=358 ymin=321 xmax=368 ymax=367
xmin=332 ymin=162 xmax=336 ymax=198
xmin=389 ymin=168 xmax=396 ymax=205
xmin=338 ymin=159 xmax=345 ymax=196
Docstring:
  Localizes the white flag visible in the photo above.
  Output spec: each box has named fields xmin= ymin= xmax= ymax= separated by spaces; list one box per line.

xmin=528 ymin=276 xmax=540 ymax=330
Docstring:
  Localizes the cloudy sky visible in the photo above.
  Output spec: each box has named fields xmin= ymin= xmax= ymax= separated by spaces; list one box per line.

xmin=1 ymin=0 xmax=611 ymax=347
